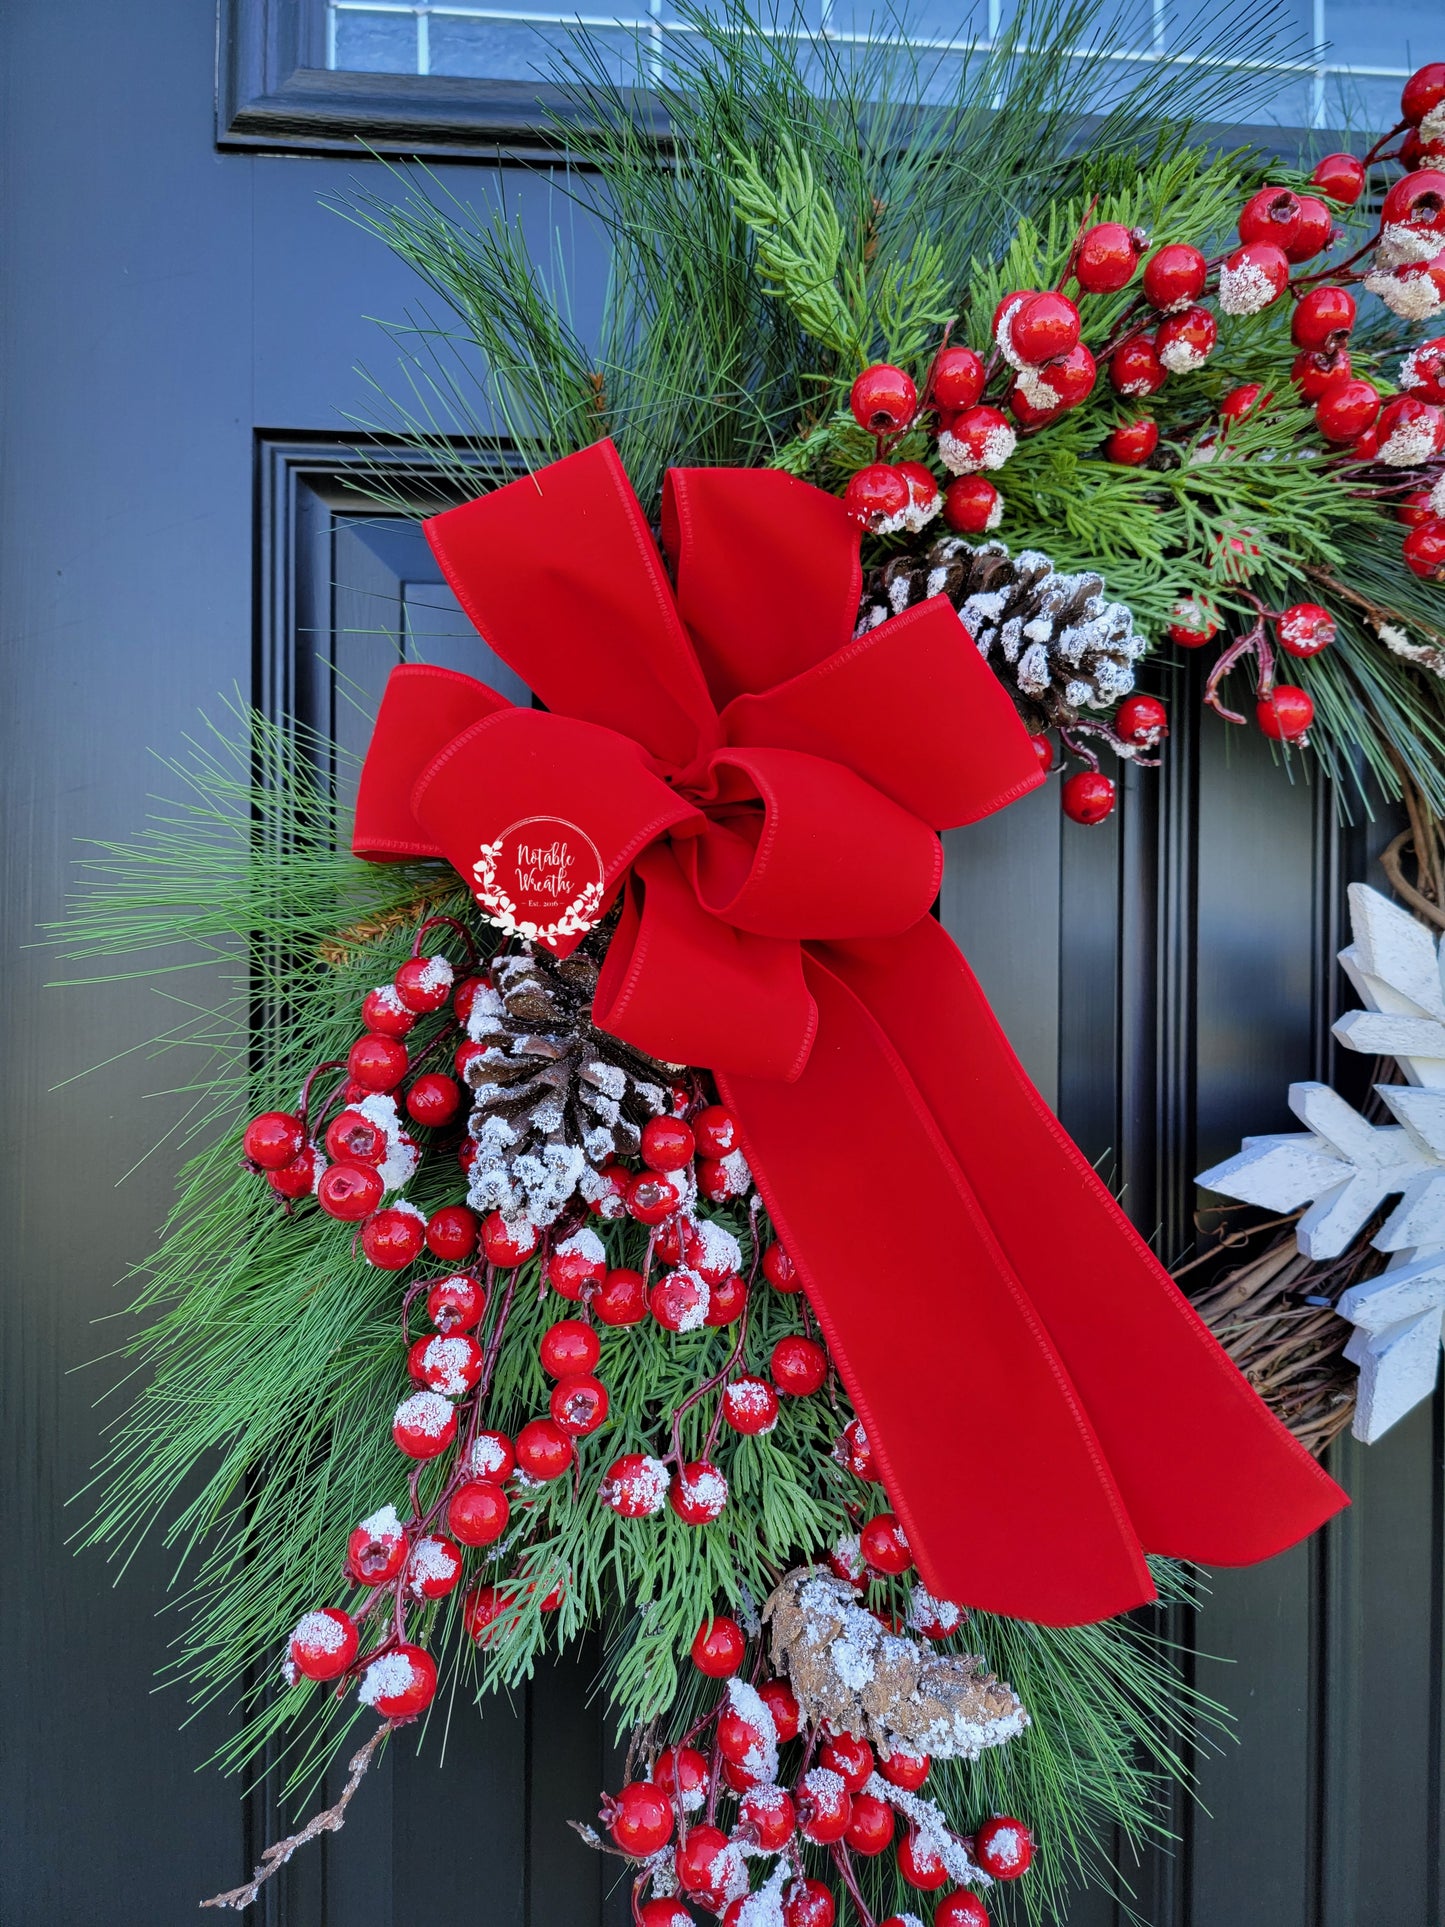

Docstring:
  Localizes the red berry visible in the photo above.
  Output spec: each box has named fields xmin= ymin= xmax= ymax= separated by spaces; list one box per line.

xmin=1104 ymin=417 xmax=1158 ymax=464
xmin=543 ymin=1231 xmax=607 ymax=1299
xmin=405 ymin=1072 xmax=461 ymax=1127
xmin=1292 ymin=285 xmax=1355 ymax=349
xmin=1382 ymin=169 xmax=1445 ymax=245
xmin=1109 ymin=332 xmax=1166 ymax=397
xmin=425 ymin=1204 xmax=477 ymax=1263
xmin=408 ymin=1331 xmax=484 ymax=1396
xmin=845 ymin=1792 xmax=895 ymax=1855
xmin=973 ymin=1816 xmax=1035 ymax=1880
xmin=654 ymin=1743 xmax=709 ymax=1806
xmin=1404 ymin=518 xmax=1445 ymax=580
xmin=640 ymin=1115 xmax=695 ymax=1171
xmin=942 ymin=474 xmax=1003 ymax=534
xmin=704 ymin=1271 xmax=746 ymax=1327
xmin=361 ymin=985 xmax=416 ymax=1038
xmin=850 ymin=363 xmax=918 ymax=435
xmin=1378 ymin=393 xmax=1445 ymax=464
xmin=1219 ymin=240 xmax=1289 ymax=312
xmin=691 ymin=1614 xmax=745 ymax=1676
xmin=405 ymin=1533 xmax=463 ymax=1600
xmin=1404 ymin=62 xmax=1445 ymax=124
xmin=451 ymin=973 xmax=488 ymax=1024
xmin=607 ymin=1780 xmax=674 ymax=1858
xmin=267 ymin=1148 xmax=323 ymax=1199
xmin=1168 ymin=596 xmax=1218 ymax=647
xmin=796 ymin=1765 xmax=852 ymax=1843
xmin=771 ymin=1334 xmax=828 ymax=1395
xmin=627 ymin=1172 xmax=680 ymax=1226
xmin=362 ymin=1206 xmax=427 ymax=1269
xmin=1276 ymin=603 xmax=1335 ymax=657
xmin=936 ymin=1892 xmax=991 ymax=1927
xmin=844 ymin=462 xmax=912 ymax=531
xmin=739 ymin=1784 xmax=796 ymax=1850
xmin=539 ymin=1318 xmax=600 ymax=1378
xmin=317 ymin=1160 xmax=384 ymax=1222
xmin=1029 ymin=733 xmax=1054 ymax=772
xmin=1115 ymin=694 xmax=1168 ymax=746
xmin=821 ymin=1731 xmax=874 ymax=1793
xmin=1073 ymin=221 xmax=1144 ymax=292
xmin=1283 ymin=196 xmax=1333 ymax=262
xmin=393 ymin=954 xmax=453 ymax=1014
xmin=717 ymin=1701 xmax=771 ymax=1771
xmin=1142 ymin=243 xmax=1207 ymax=312
xmin=593 ymin=1267 xmax=647 ymax=1325
xmin=464 ymin=1429 xmax=515 ymax=1482
xmin=462 ymin=1584 xmax=513 ymax=1646
xmin=758 ymin=1676 xmax=800 ymax=1740
xmin=243 ymin=1110 xmax=305 ymax=1170
xmin=346 ymin=1507 xmax=407 ymax=1585
xmin=762 ymin=1243 xmax=799 ymax=1292
xmin=1042 ymin=341 xmax=1096 ymax=410
xmin=1398 ymin=489 xmax=1437 ymax=528
xmin=515 ymin=1416 xmax=574 ymax=1481
xmin=359 ymin=1643 xmax=436 ymax=1720
xmin=897 ymin=1828 xmax=951 ymax=1890
xmin=783 ymin=1880 xmax=836 ymax=1927
xmin=1257 ymin=685 xmax=1314 ymax=743
xmin=1292 ymin=347 xmax=1351 ymax=401
xmin=288 ymin=1606 xmax=359 ymax=1682
xmin=899 ymin=463 xmax=943 ymax=524
xmin=670 ymin=1460 xmax=728 ymax=1525
xmin=879 ymin=1748 xmax=930 ymax=1790
xmin=481 ymin=1211 xmax=539 ymax=1266
xmin=938 ymin=404 xmax=1016 ymax=475
xmin=650 ymin=1268 xmax=710 ymax=1332
xmin=1061 ymin=771 xmax=1117 ymax=825
xmin=1007 ymin=379 xmax=1060 ymax=432
xmin=860 ymin=1511 xmax=912 ymax=1574
xmin=675 ymin=1824 xmax=734 ymax=1897
xmin=323 ymin=1107 xmax=387 ymax=1164
xmin=448 ymin=1479 xmax=510 ymax=1547
xmin=692 ymin=1105 xmax=740 ymax=1158
xmin=347 ymin=1033 xmax=409 ymax=1093
xmin=1005 ymin=290 xmax=1080 ymax=364
xmin=1238 ymin=185 xmax=1327 ymax=259
xmin=600 ymin=1452 xmax=669 ymax=1518
xmin=1221 ymin=383 xmax=1270 ymax=424
xmin=1402 ymin=336 xmax=1445 ymax=403
xmin=1315 ymin=378 xmax=1379 ymax=443
xmin=929 ymin=345 xmax=986 ymax=412
xmin=392 ymin=1390 xmax=457 ymax=1459
xmin=836 ymin=1415 xmax=879 ymax=1478
xmin=639 ymin=1905 xmax=694 ymax=1927
xmin=1155 ymin=305 xmax=1216 ymax=374
xmin=1310 ymin=152 xmax=1366 ymax=206
xmin=550 ymin=1372 xmax=609 ymax=1437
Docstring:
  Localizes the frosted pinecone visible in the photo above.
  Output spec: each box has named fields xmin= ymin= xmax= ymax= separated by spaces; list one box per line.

xmin=855 ymin=536 xmax=1145 ymax=731
xmin=462 ymin=935 xmax=671 ymax=1227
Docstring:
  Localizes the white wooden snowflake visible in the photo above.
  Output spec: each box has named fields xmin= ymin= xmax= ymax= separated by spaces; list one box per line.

xmin=1198 ymin=884 xmax=1445 ymax=1442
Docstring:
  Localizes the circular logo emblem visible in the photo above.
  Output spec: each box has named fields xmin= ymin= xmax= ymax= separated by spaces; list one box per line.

xmin=471 ymin=816 xmax=606 ymax=951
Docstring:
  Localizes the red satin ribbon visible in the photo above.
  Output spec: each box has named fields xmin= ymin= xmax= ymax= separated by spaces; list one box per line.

xmin=354 ymin=439 xmax=1345 ymax=1625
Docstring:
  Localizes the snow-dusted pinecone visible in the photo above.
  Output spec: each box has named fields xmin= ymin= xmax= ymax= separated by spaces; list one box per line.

xmin=855 ymin=536 xmax=1145 ymax=731
xmin=462 ymin=936 xmax=671 ymax=1227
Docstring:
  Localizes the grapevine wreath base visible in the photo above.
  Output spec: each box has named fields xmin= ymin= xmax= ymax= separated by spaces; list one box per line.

xmin=57 ymin=12 xmax=1445 ymax=1925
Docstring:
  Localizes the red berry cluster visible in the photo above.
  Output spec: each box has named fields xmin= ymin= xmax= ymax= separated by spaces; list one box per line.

xmin=593 ymin=1603 xmax=1034 ymax=1927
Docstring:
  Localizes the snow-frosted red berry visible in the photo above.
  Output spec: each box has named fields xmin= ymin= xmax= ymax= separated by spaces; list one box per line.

xmin=1108 ymin=332 xmax=1166 ymax=397
xmin=650 ymin=1268 xmax=710 ymax=1332
xmin=722 ymin=1376 xmax=779 ymax=1436
xmin=1310 ymin=152 xmax=1365 ymax=205
xmin=1404 ymin=518 xmax=1445 ymax=579
xmin=783 ymin=1880 xmax=837 ymax=1927
xmin=448 ymin=1479 xmax=510 ymax=1547
xmin=1276 ymin=603 xmax=1335 ymax=657
xmin=942 ymin=474 xmax=1003 ymax=533
xmin=347 ymin=1033 xmax=409 ymax=1092
xmin=362 ymin=1206 xmax=427 ymax=1270
xmin=322 ymin=1107 xmax=386 ymax=1167
xmin=796 ymin=1766 xmax=853 ymax=1844
xmin=1061 ymin=771 xmax=1117 ymax=825
xmin=1115 ymin=694 xmax=1169 ymax=746
xmin=1257 ymin=685 xmax=1314 ymax=742
xmin=1142 ymin=243 xmax=1206 ymax=312
xmin=408 ymin=1330 xmax=483 ymax=1397
xmin=670 ymin=1460 xmax=728 ymax=1525
xmin=539 ymin=1318 xmax=600 ymax=1379
xmin=973 ymin=1816 xmax=1035 ymax=1879
xmin=451 ymin=973 xmax=487 ymax=1024
xmin=929 ymin=345 xmax=986 ymax=412
xmin=936 ymin=1891 xmax=991 ymax=1926
xmin=1219 ymin=241 xmax=1289 ymax=313
xmin=740 ymin=1784 xmax=797 ymax=1850
xmin=607 ymin=1780 xmax=674 ymax=1857
xmin=1378 ymin=394 xmax=1445 ymax=465
xmin=550 ymin=1372 xmax=609 ymax=1436
xmin=850 ymin=363 xmax=918 ymax=435
xmin=244 ymin=1110 xmax=306 ymax=1170
xmin=1292 ymin=285 xmax=1355 ymax=349
xmin=601 ymin=1452 xmax=669 ymax=1518
xmin=860 ymin=1511 xmax=913 ymax=1574
xmin=938 ymin=405 xmax=1016 ymax=475
xmin=593 ymin=1267 xmax=647 ymax=1325
xmin=1168 ymin=597 xmax=1218 ymax=647
xmin=515 ymin=1416 xmax=574 ymax=1480
xmin=690 ymin=1105 xmax=737 ymax=1157
xmin=1382 ymin=169 xmax=1445 ymax=245
xmin=837 ymin=1415 xmax=879 ymax=1478
xmin=289 ymin=1606 xmax=359 ymax=1681
xmin=1402 ymin=336 xmax=1445 ymax=403
xmin=268 ymin=1148 xmax=323 ymax=1199
xmin=361 ymin=985 xmax=416 ymax=1038
xmin=639 ymin=1904 xmax=694 ymax=1927
xmin=406 ymin=1533 xmax=463 ymax=1600
xmin=465 ymin=1429 xmax=514 ymax=1482
xmin=346 ymin=1506 xmax=407 ymax=1584
xmin=428 ymin=1272 xmax=486 ymax=1339
xmin=394 ymin=954 xmax=453 ymax=1014
xmin=481 ymin=1211 xmax=539 ymax=1266
xmin=897 ymin=1828 xmax=951 ymax=1890
xmin=845 ymin=463 xmax=912 ymax=531
xmin=771 ymin=1334 xmax=828 ymax=1395
xmin=358 ymin=1643 xmax=436 ymax=1720
xmin=627 ymin=1172 xmax=680 ymax=1226
xmin=392 ymin=1390 xmax=457 ymax=1459
xmin=691 ymin=1613 xmax=745 ymax=1676
xmin=405 ymin=1072 xmax=461 ymax=1127
xmin=821 ymin=1731 xmax=874 ymax=1793
xmin=1155 ymin=306 xmax=1216 ymax=374
xmin=317 ymin=1160 xmax=384 ymax=1222
xmin=1403 ymin=62 xmax=1445 ymax=124
xmin=1073 ymin=221 xmax=1144 ymax=292
xmin=654 ymin=1743 xmax=709 ymax=1808
xmin=754 ymin=1676 xmax=799 ymax=1742
xmin=845 ymin=1792 xmax=895 ymax=1856
xmin=543 ymin=1230 xmax=607 ymax=1300
xmin=1104 ymin=417 xmax=1158 ymax=464
xmin=675 ymin=1824 xmax=734 ymax=1896
xmin=640 ymin=1115 xmax=695 ymax=1171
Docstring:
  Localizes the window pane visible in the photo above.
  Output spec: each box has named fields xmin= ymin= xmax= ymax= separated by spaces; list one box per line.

xmin=331 ymin=7 xmax=419 ymax=73
xmin=428 ymin=14 xmax=646 ymax=83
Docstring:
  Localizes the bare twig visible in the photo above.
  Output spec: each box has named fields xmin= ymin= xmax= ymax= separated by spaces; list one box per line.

xmin=200 ymin=1723 xmax=393 ymax=1911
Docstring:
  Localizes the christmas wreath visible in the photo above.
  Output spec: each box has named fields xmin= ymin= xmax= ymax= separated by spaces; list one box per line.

xmin=54 ymin=7 xmax=1445 ymax=1924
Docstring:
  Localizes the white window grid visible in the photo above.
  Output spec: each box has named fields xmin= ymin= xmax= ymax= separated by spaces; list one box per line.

xmin=326 ymin=0 xmax=1413 ymax=128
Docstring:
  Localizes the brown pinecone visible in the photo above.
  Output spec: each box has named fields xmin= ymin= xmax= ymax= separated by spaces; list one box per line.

xmin=764 ymin=1567 xmax=1028 ymax=1762
xmin=461 ymin=935 xmax=672 ymax=1227
xmin=855 ymin=536 xmax=1144 ymax=732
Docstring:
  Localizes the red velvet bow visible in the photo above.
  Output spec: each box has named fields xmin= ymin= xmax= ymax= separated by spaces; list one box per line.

xmin=356 ymin=439 xmax=1344 ymax=1625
